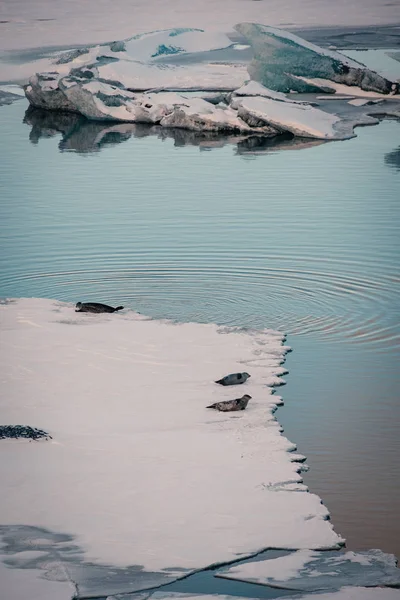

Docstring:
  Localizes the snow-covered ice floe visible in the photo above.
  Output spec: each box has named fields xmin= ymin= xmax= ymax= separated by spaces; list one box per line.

xmin=22 ymin=25 xmax=399 ymax=141
xmin=217 ymin=548 xmax=400 ymax=591
xmin=0 ymin=298 xmax=343 ymax=598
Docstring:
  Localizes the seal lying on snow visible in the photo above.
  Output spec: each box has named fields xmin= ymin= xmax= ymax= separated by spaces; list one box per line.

xmin=75 ymin=302 xmax=124 ymax=313
xmin=215 ymin=372 xmax=250 ymax=386
xmin=207 ymin=394 xmax=251 ymax=412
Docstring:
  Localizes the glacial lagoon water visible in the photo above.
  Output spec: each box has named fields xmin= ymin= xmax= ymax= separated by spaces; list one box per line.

xmin=0 ymin=98 xmax=399 ymax=567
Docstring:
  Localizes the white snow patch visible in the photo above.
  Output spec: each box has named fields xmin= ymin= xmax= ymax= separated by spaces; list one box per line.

xmin=97 ymin=60 xmax=248 ymax=91
xmin=219 ymin=549 xmax=317 ymax=583
xmin=347 ymin=98 xmax=384 ymax=106
xmin=0 ymin=298 xmax=342 ymax=572
xmin=295 ymin=588 xmax=400 ymax=600
xmin=234 ymin=96 xmax=342 ymax=139
xmin=0 ymin=557 xmax=75 ymax=600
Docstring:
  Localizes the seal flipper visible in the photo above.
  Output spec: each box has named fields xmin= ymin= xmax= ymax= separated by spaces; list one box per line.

xmin=206 ymin=403 xmax=217 ymax=409
xmin=215 ymin=378 xmax=224 ymax=385
xmin=114 ymin=306 xmax=124 ymax=312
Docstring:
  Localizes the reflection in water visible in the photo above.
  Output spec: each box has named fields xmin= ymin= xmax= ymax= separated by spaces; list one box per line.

xmin=23 ymin=106 xmax=327 ymax=155
xmin=385 ymin=145 xmax=400 ymax=171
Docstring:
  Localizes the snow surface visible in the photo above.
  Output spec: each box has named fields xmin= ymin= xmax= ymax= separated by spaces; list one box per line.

xmin=0 ymin=559 xmax=75 ymax=600
xmin=1 ymin=0 xmax=399 ymax=53
xmin=233 ymin=96 xmax=344 ymax=139
xmin=217 ymin=548 xmax=400 ymax=591
xmin=0 ymin=298 xmax=342 ymax=577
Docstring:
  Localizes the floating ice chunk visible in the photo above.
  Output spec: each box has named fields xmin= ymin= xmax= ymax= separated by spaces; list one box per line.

xmin=348 ymin=98 xmax=384 ymax=106
xmin=0 ymin=84 xmax=25 ymax=107
xmin=235 ymin=23 xmax=399 ymax=95
xmin=0 ymin=298 xmax=342 ymax=581
xmin=233 ymin=96 xmax=349 ymax=139
xmin=317 ymin=95 xmax=357 ymax=100
xmin=217 ymin=548 xmax=400 ymax=591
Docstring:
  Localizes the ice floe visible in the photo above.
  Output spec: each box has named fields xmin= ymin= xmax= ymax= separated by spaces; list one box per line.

xmin=235 ymin=23 xmax=399 ymax=95
xmin=0 ymin=297 xmax=343 ymax=597
xmin=21 ymin=24 xmax=400 ymax=141
xmin=217 ymin=548 xmax=400 ymax=591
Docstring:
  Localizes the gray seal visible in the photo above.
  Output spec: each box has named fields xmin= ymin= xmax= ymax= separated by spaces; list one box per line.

xmin=75 ymin=302 xmax=124 ymax=313
xmin=215 ymin=372 xmax=250 ymax=386
xmin=207 ymin=394 xmax=251 ymax=412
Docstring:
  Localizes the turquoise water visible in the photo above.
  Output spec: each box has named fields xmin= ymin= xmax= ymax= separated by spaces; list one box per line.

xmin=1 ymin=100 xmax=399 ymax=558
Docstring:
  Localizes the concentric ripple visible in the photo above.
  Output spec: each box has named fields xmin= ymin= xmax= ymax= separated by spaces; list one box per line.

xmin=0 ymin=101 xmax=399 ymax=353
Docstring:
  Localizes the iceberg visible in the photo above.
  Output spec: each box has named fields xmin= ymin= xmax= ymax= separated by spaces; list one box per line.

xmin=0 ymin=298 xmax=343 ymax=599
xmin=22 ymin=25 xmax=400 ymax=140
xmin=235 ymin=23 xmax=399 ymax=95
xmin=217 ymin=548 xmax=400 ymax=591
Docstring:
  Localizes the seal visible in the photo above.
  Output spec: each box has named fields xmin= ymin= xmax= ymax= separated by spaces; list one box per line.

xmin=75 ymin=302 xmax=124 ymax=313
xmin=207 ymin=394 xmax=251 ymax=412
xmin=215 ymin=372 xmax=251 ymax=386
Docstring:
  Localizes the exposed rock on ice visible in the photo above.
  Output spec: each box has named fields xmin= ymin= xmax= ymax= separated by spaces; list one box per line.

xmin=0 ymin=426 xmax=51 ymax=441
xmin=25 ymin=72 xmax=77 ymax=112
xmin=235 ymin=23 xmax=399 ymax=95
xmin=217 ymin=548 xmax=400 ymax=591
